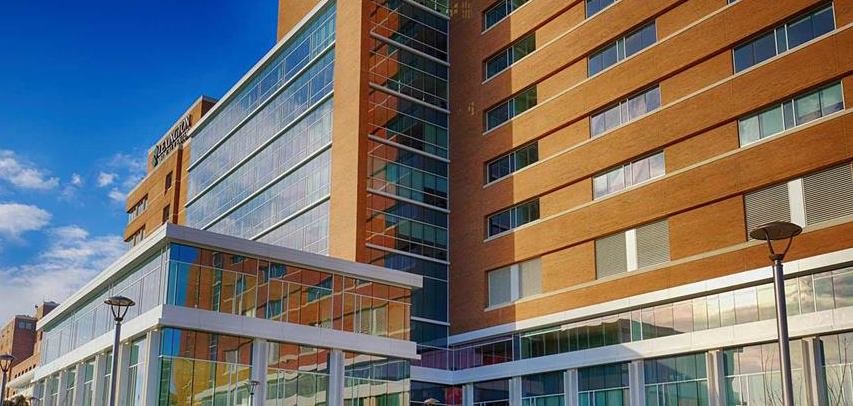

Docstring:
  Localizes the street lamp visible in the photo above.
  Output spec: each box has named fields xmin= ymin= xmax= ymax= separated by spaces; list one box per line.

xmin=28 ymin=396 xmax=39 ymax=406
xmin=104 ymin=296 xmax=135 ymax=406
xmin=424 ymin=398 xmax=440 ymax=406
xmin=246 ymin=380 xmax=260 ymax=406
xmin=0 ymin=354 xmax=14 ymax=402
xmin=750 ymin=221 xmax=802 ymax=406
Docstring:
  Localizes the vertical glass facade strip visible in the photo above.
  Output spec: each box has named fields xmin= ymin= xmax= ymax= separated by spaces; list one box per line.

xmin=186 ymin=3 xmax=337 ymax=255
xmin=365 ymin=0 xmax=450 ymax=361
xmin=266 ymin=342 xmax=330 ymax=406
xmin=343 ymin=352 xmax=411 ymax=406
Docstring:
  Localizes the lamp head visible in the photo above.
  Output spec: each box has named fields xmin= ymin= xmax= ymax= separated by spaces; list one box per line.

xmin=104 ymin=296 xmax=135 ymax=321
xmin=247 ymin=380 xmax=260 ymax=396
xmin=750 ymin=221 xmax=803 ymax=260
xmin=424 ymin=399 xmax=441 ymax=406
xmin=0 ymin=354 xmax=14 ymax=372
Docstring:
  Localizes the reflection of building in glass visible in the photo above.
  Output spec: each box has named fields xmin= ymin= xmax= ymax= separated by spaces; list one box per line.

xmin=18 ymin=225 xmax=420 ymax=406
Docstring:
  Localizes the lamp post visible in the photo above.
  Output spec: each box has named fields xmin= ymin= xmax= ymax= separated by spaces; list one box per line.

xmin=0 ymin=354 xmax=14 ymax=403
xmin=246 ymin=380 xmax=260 ymax=406
xmin=104 ymin=296 xmax=135 ymax=406
xmin=750 ymin=221 xmax=802 ymax=406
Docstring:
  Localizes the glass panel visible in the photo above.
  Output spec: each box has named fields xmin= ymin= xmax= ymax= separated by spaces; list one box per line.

xmin=739 ymin=115 xmax=761 ymax=146
xmin=820 ymin=83 xmax=844 ymax=116
xmin=759 ymin=106 xmax=785 ymax=138
xmin=795 ymin=90 xmax=822 ymax=124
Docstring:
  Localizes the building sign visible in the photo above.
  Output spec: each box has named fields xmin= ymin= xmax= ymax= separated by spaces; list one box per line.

xmin=152 ymin=116 xmax=192 ymax=167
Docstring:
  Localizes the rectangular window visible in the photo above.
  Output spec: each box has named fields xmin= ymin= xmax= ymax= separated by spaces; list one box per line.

xmin=733 ymin=4 xmax=834 ymax=72
xmin=487 ymin=142 xmax=539 ymax=182
xmin=738 ymin=82 xmax=843 ymax=146
xmin=588 ymin=22 xmax=656 ymax=76
xmin=578 ymin=363 xmax=630 ymax=405
xmin=745 ymin=164 xmax=853 ymax=234
xmin=486 ymin=87 xmax=537 ymax=131
xmin=593 ymin=151 xmax=665 ymax=199
xmin=722 ymin=341 xmax=807 ymax=405
xmin=487 ymin=258 xmax=542 ymax=307
xmin=644 ymin=353 xmax=709 ymax=406
xmin=591 ymin=86 xmax=661 ymax=136
xmin=162 ymin=205 xmax=171 ymax=224
xmin=165 ymin=171 xmax=173 ymax=191
xmin=486 ymin=34 xmax=536 ymax=79
xmin=595 ymin=219 xmax=670 ymax=278
xmin=522 ymin=371 xmax=564 ymax=406
xmin=484 ymin=0 xmax=532 ymax=30
xmin=586 ymin=0 xmax=620 ymax=18
xmin=487 ymin=199 xmax=540 ymax=237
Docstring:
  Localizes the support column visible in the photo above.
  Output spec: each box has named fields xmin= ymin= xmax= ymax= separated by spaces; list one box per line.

xmin=707 ymin=350 xmax=726 ymax=406
xmin=462 ymin=384 xmax=474 ymax=406
xmin=114 ymin=341 xmax=132 ymax=406
xmin=91 ymin=353 xmax=108 ymax=406
xmin=509 ymin=377 xmax=522 ymax=406
xmin=804 ymin=337 xmax=827 ymax=406
xmin=72 ymin=362 xmax=85 ymax=406
xmin=56 ymin=369 xmax=69 ymax=406
xmin=328 ymin=349 xmax=345 ymax=406
xmin=140 ymin=330 xmax=162 ymax=406
xmin=251 ymin=339 xmax=269 ymax=406
xmin=629 ymin=360 xmax=645 ymax=406
xmin=564 ymin=370 xmax=578 ymax=406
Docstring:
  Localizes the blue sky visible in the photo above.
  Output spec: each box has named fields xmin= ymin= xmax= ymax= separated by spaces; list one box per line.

xmin=0 ymin=1 xmax=278 ymax=322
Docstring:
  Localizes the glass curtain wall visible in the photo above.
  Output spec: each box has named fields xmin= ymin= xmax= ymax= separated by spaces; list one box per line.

xmin=522 ymin=371 xmax=564 ymax=406
xmin=578 ymin=363 xmax=629 ymax=406
xmin=472 ymin=379 xmax=509 ymax=406
xmin=125 ymin=337 xmax=148 ymax=406
xmin=186 ymin=3 xmax=337 ymax=255
xmin=265 ymin=342 xmax=330 ymax=406
xmin=410 ymin=381 xmax=462 ymax=406
xmin=365 ymin=0 xmax=451 ymax=380
xmin=41 ymin=250 xmax=167 ymax=365
xmin=422 ymin=265 xmax=853 ymax=371
xmin=722 ymin=341 xmax=807 ymax=405
xmin=644 ymin=353 xmax=709 ymax=406
xmin=343 ymin=353 xmax=410 ymax=406
xmin=166 ymin=243 xmax=411 ymax=340
xmin=819 ymin=331 xmax=853 ymax=405
xmin=157 ymin=328 xmax=253 ymax=406
xmin=81 ymin=359 xmax=95 ymax=406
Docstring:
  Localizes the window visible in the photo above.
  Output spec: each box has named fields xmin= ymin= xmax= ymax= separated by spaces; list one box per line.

xmin=487 ymin=199 xmax=540 ymax=237
xmin=486 ymin=34 xmax=536 ymax=79
xmin=644 ymin=353 xmax=709 ymax=406
xmin=522 ymin=371 xmax=564 ymax=406
xmin=162 ymin=205 xmax=171 ymax=224
xmin=593 ymin=151 xmax=665 ymax=199
xmin=165 ymin=171 xmax=173 ymax=191
xmin=487 ymin=142 xmax=538 ymax=182
xmin=127 ymin=227 xmax=145 ymax=249
xmin=487 ymin=258 xmax=542 ymax=307
xmin=578 ymin=362 xmax=630 ymax=406
xmin=62 ymin=367 xmax=75 ymax=406
xmin=484 ymin=0 xmax=532 ymax=30
xmin=744 ymin=164 xmax=853 ymax=233
xmin=81 ymin=359 xmax=95 ymax=406
xmin=733 ymin=4 xmax=834 ymax=72
xmin=738 ymin=82 xmax=843 ymax=146
xmin=486 ymin=87 xmax=537 ymax=131
xmin=124 ymin=337 xmax=147 ymax=406
xmin=474 ymin=379 xmax=510 ymax=406
xmin=596 ymin=219 xmax=670 ymax=278
xmin=127 ymin=195 xmax=148 ymax=223
xmin=588 ymin=22 xmax=656 ymax=76
xmin=586 ymin=0 xmax=620 ymax=18
xmin=722 ymin=341 xmax=808 ymax=405
xmin=591 ymin=86 xmax=661 ymax=136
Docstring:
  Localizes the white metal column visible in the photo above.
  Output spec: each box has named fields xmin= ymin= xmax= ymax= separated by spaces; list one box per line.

xmin=564 ymin=369 xmax=578 ymax=406
xmin=56 ymin=369 xmax=69 ymax=406
xmin=629 ymin=360 xmax=645 ymax=406
xmin=140 ymin=330 xmax=161 ymax=406
xmin=462 ymin=384 xmax=474 ymax=406
xmin=804 ymin=337 xmax=827 ymax=406
xmin=251 ymin=338 xmax=269 ymax=406
xmin=509 ymin=377 xmax=522 ymax=406
xmin=328 ymin=349 xmax=345 ymax=406
xmin=113 ymin=341 xmax=132 ymax=406
xmin=707 ymin=350 xmax=726 ymax=406
xmin=91 ymin=352 xmax=107 ymax=406
xmin=72 ymin=362 xmax=85 ymax=406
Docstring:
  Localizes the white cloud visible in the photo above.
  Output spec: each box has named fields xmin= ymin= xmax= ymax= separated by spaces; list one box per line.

xmin=108 ymin=189 xmax=127 ymax=203
xmin=0 ymin=203 xmax=51 ymax=241
xmin=97 ymin=172 xmax=118 ymax=187
xmin=0 ymin=226 xmax=125 ymax=324
xmin=71 ymin=173 xmax=83 ymax=186
xmin=0 ymin=150 xmax=59 ymax=190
